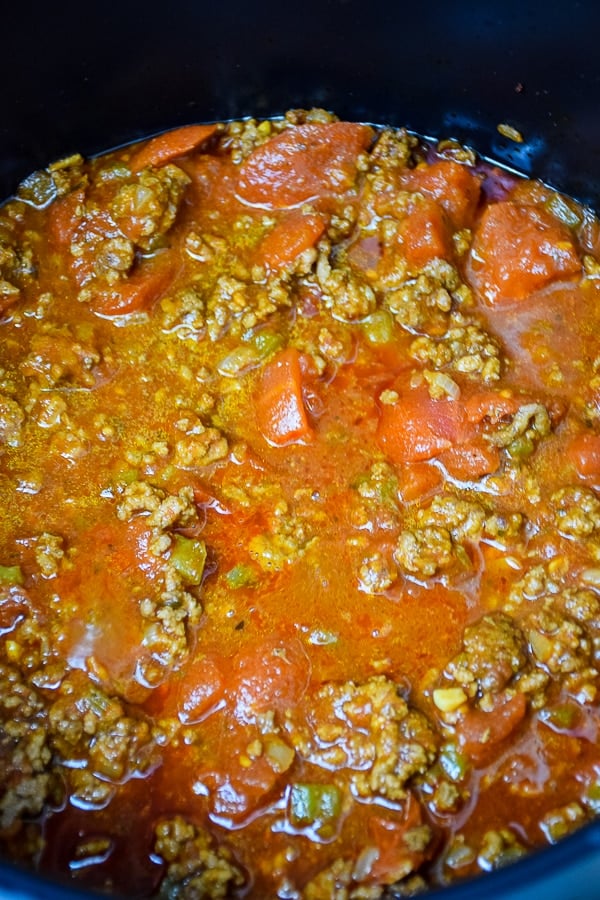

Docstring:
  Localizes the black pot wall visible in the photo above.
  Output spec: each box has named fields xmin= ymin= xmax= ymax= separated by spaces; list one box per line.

xmin=2 ymin=1 xmax=600 ymax=898
xmin=2 ymin=0 xmax=600 ymax=206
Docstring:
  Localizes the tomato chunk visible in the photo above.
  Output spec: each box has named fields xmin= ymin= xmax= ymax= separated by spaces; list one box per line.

xmin=237 ymin=122 xmax=373 ymax=208
xmin=400 ymin=160 xmax=482 ymax=228
xmin=458 ymin=691 xmax=527 ymax=764
xmin=568 ymin=432 xmax=600 ymax=480
xmin=376 ymin=378 xmax=465 ymax=465
xmin=400 ymin=199 xmax=452 ymax=268
xmin=364 ymin=794 xmax=429 ymax=884
xmin=129 ymin=124 xmax=218 ymax=172
xmin=256 ymin=347 xmax=314 ymax=446
xmin=470 ymin=201 xmax=581 ymax=306
xmin=257 ymin=212 xmax=327 ymax=272
xmin=228 ymin=636 xmax=310 ymax=722
xmin=90 ymin=253 xmax=176 ymax=317
xmin=177 ymin=655 xmax=225 ymax=724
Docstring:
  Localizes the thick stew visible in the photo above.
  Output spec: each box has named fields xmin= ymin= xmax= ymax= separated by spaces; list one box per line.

xmin=2 ymin=109 xmax=600 ymax=898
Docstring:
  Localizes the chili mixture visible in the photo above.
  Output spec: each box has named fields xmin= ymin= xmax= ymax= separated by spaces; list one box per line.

xmin=2 ymin=109 xmax=600 ymax=899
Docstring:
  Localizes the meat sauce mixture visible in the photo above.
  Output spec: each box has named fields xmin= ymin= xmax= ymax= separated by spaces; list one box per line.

xmin=2 ymin=109 xmax=600 ymax=898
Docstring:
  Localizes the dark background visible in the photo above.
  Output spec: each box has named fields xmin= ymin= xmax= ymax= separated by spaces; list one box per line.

xmin=2 ymin=0 xmax=600 ymax=204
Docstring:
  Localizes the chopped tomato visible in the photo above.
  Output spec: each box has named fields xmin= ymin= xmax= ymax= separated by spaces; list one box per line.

xmin=91 ymin=252 xmax=177 ymax=316
xmin=397 ymin=462 xmax=443 ymax=503
xmin=48 ymin=188 xmax=85 ymax=247
xmin=376 ymin=377 xmax=465 ymax=464
xmin=457 ymin=691 xmax=527 ymax=764
xmin=129 ymin=124 xmax=218 ymax=172
xmin=377 ymin=380 xmax=511 ymax=478
xmin=237 ymin=122 xmax=373 ymax=208
xmin=400 ymin=160 xmax=482 ymax=228
xmin=568 ymin=432 xmax=600 ymax=480
xmin=204 ymin=747 xmax=286 ymax=825
xmin=256 ymin=347 xmax=315 ymax=446
xmin=400 ymin=198 xmax=452 ymax=268
xmin=228 ymin=636 xmax=310 ymax=723
xmin=346 ymin=235 xmax=382 ymax=273
xmin=470 ymin=201 xmax=581 ymax=306
xmin=365 ymin=794 xmax=429 ymax=884
xmin=439 ymin=438 xmax=500 ymax=481
xmin=463 ymin=390 xmax=521 ymax=425
xmin=256 ymin=211 xmax=327 ymax=272
xmin=177 ymin=654 xmax=225 ymax=724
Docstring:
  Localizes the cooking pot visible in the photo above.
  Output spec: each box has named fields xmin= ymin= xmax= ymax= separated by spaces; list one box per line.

xmin=2 ymin=0 xmax=600 ymax=897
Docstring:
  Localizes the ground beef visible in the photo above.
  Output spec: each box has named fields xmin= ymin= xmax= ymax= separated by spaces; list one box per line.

xmin=525 ymin=597 xmax=598 ymax=697
xmin=383 ymin=260 xmax=472 ymax=334
xmin=489 ymin=402 xmax=551 ymax=453
xmin=248 ymin=502 xmax=314 ymax=572
xmin=21 ymin=330 xmax=102 ymax=388
xmin=0 ymin=664 xmax=57 ymax=832
xmin=506 ymin=564 xmax=561 ymax=610
xmin=445 ymin=614 xmax=528 ymax=697
xmin=539 ymin=802 xmax=587 ymax=844
xmin=552 ymin=486 xmax=600 ymax=539
xmin=117 ymin=482 xmax=198 ymax=529
xmin=17 ymin=154 xmax=86 ymax=207
xmin=302 ymin=858 xmax=384 ymax=900
xmin=358 ymin=551 xmax=397 ymax=594
xmin=476 ymin=829 xmax=526 ymax=872
xmin=352 ymin=462 xmax=400 ymax=533
xmin=204 ymin=273 xmax=292 ymax=342
xmin=161 ymin=284 xmax=206 ymax=338
xmin=0 ymin=394 xmax=24 ymax=447
xmin=110 ymin=164 xmax=190 ymax=251
xmin=173 ymin=424 xmax=229 ymax=468
xmin=316 ymin=249 xmax=377 ymax=321
xmin=154 ymin=815 xmax=245 ymax=899
xmin=67 ymin=768 xmax=115 ymax=809
xmin=33 ymin=532 xmax=65 ymax=578
xmin=367 ymin=129 xmax=415 ymax=177
xmin=138 ymin=585 xmax=203 ymax=686
xmin=48 ymin=672 xmax=159 ymax=782
xmin=395 ymin=495 xmax=522 ymax=579
xmin=0 ymin=208 xmax=36 ymax=303
xmin=409 ymin=320 xmax=501 ymax=383
xmin=284 ymin=675 xmax=438 ymax=802
xmin=395 ymin=526 xmax=456 ymax=579
xmin=418 ymin=496 xmax=488 ymax=541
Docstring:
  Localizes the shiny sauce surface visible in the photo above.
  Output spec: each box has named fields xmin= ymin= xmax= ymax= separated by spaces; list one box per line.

xmin=1 ymin=111 xmax=600 ymax=898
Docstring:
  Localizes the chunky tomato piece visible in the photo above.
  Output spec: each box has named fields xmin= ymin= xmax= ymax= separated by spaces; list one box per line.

xmin=400 ymin=159 xmax=482 ymax=228
xmin=363 ymin=794 xmax=430 ymax=884
xmin=237 ymin=122 xmax=373 ymax=207
xmin=256 ymin=211 xmax=327 ymax=272
xmin=256 ymin=347 xmax=315 ymax=446
xmin=228 ymin=636 xmax=310 ymax=723
xmin=130 ymin=124 xmax=218 ymax=172
xmin=377 ymin=378 xmax=465 ymax=465
xmin=568 ymin=432 xmax=600 ymax=481
xmin=470 ymin=201 xmax=581 ymax=305
xmin=399 ymin=198 xmax=453 ymax=268
xmin=457 ymin=691 xmax=527 ymax=764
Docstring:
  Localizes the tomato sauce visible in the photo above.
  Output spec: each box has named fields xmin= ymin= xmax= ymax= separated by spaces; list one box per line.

xmin=1 ymin=109 xmax=600 ymax=898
